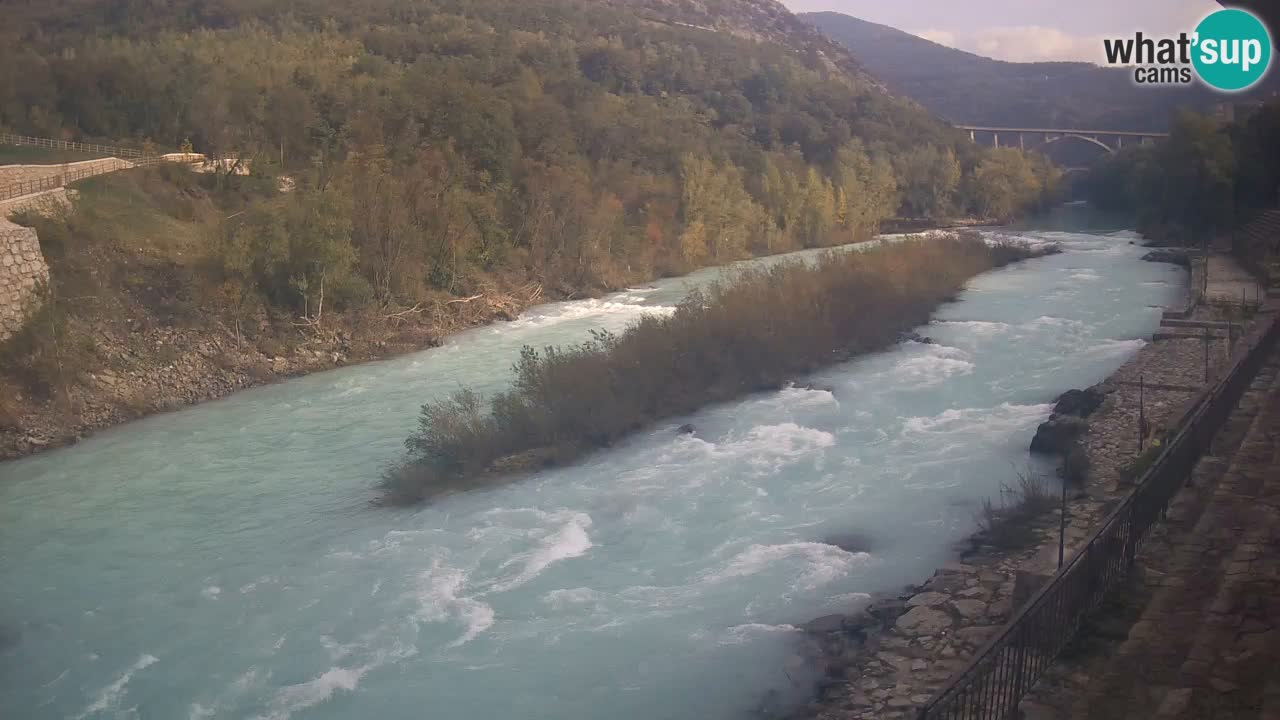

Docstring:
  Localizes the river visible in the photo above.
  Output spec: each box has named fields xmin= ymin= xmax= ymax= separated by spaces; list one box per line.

xmin=0 ymin=209 xmax=1184 ymax=720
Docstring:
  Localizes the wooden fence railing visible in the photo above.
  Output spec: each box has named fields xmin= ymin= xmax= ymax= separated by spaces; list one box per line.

xmin=0 ymin=156 xmax=169 ymax=203
xmin=0 ymin=132 xmax=144 ymax=159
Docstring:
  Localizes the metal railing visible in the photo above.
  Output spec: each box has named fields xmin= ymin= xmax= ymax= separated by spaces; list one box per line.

xmin=918 ymin=305 xmax=1280 ymax=720
xmin=0 ymin=156 xmax=168 ymax=203
xmin=0 ymin=132 xmax=144 ymax=158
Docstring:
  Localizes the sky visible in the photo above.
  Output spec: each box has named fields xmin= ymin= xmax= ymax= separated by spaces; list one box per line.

xmin=779 ymin=0 xmax=1223 ymax=63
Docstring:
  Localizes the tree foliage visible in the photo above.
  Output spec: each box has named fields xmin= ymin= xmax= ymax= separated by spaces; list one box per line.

xmin=1083 ymin=110 xmax=1249 ymax=245
xmin=0 ymin=0 xmax=1059 ymax=315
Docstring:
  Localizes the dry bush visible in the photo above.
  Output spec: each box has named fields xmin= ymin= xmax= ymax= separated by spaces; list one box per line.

xmin=387 ymin=234 xmax=1052 ymax=503
xmin=976 ymin=469 xmax=1059 ymax=549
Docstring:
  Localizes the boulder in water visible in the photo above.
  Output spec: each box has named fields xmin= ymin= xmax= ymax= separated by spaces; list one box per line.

xmin=1141 ymin=249 xmax=1191 ymax=268
xmin=1052 ymin=387 xmax=1104 ymax=418
xmin=823 ymin=532 xmax=873 ymax=554
xmin=676 ymin=423 xmax=696 ymax=435
xmin=897 ymin=331 xmax=936 ymax=345
xmin=1030 ymin=415 xmax=1087 ymax=455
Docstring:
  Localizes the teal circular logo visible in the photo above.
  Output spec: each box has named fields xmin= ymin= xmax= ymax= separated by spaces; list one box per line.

xmin=1193 ymin=8 xmax=1272 ymax=92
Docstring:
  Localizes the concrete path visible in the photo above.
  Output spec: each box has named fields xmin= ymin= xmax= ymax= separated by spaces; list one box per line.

xmin=1206 ymin=253 xmax=1267 ymax=306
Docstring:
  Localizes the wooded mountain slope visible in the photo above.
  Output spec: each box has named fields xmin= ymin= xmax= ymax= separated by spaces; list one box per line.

xmin=804 ymin=11 xmax=1257 ymax=132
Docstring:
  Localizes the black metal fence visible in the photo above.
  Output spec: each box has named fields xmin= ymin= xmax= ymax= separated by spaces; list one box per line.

xmin=918 ymin=305 xmax=1280 ymax=720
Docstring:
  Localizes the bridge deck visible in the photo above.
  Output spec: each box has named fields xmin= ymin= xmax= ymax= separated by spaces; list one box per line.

xmin=954 ymin=126 xmax=1169 ymax=137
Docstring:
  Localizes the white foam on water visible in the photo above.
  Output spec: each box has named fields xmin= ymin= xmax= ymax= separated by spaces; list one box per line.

xmin=891 ymin=345 xmax=975 ymax=387
xmin=502 ymin=299 xmax=676 ymax=333
xmin=413 ymin=559 xmax=496 ymax=648
xmin=1027 ymin=315 xmax=1080 ymax=329
xmin=189 ymin=702 xmax=215 ymax=720
xmin=1081 ymin=338 xmax=1146 ymax=359
xmin=76 ymin=654 xmax=158 ymax=719
xmin=257 ymin=665 xmax=369 ymax=720
xmin=542 ymin=587 xmax=602 ymax=610
xmin=489 ymin=512 xmax=594 ymax=593
xmin=901 ymin=403 xmax=1053 ymax=439
xmin=704 ymin=542 xmax=863 ymax=591
xmin=201 ymin=585 xmax=221 ymax=599
xmin=256 ymin=637 xmax=417 ymax=720
xmin=719 ymin=623 xmax=799 ymax=645
xmin=718 ymin=423 xmax=836 ymax=463
xmin=763 ymin=384 xmax=840 ymax=410
xmin=935 ymin=320 xmax=1011 ymax=337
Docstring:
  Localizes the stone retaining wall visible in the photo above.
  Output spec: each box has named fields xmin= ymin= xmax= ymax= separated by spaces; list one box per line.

xmin=0 ymin=218 xmax=49 ymax=341
xmin=0 ymin=157 xmax=133 ymax=188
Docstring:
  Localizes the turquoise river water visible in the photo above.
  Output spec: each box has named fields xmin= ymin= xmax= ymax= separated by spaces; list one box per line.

xmin=0 ymin=211 xmax=1184 ymax=719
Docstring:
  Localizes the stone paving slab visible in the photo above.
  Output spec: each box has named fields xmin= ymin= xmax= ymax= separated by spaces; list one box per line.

xmin=1020 ymin=343 xmax=1280 ymax=720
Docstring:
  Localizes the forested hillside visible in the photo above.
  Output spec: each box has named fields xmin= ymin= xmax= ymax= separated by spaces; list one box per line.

xmin=804 ymin=11 xmax=1248 ymax=132
xmin=0 ymin=0 xmax=1058 ymax=299
xmin=0 ymin=0 xmax=1061 ymax=454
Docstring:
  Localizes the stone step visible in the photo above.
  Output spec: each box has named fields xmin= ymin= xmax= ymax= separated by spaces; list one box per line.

xmin=1065 ymin=354 xmax=1280 ymax=720
xmin=1159 ymin=318 xmax=1242 ymax=331
xmin=1152 ymin=331 xmax=1228 ymax=342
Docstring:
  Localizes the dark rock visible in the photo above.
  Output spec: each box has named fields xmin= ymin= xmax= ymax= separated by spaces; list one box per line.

xmin=803 ymin=614 xmax=849 ymax=633
xmin=897 ymin=331 xmax=936 ymax=345
xmin=823 ymin=532 xmax=873 ymax=554
xmin=1141 ymin=249 xmax=1191 ymax=268
xmin=1051 ymin=387 xmax=1104 ymax=418
xmin=676 ymin=423 xmax=696 ymax=435
xmin=801 ymin=382 xmax=837 ymax=393
xmin=867 ymin=597 xmax=908 ymax=624
xmin=1030 ymin=415 xmax=1087 ymax=455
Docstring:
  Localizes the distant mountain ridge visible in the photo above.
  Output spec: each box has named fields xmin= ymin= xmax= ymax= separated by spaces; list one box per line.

xmin=802 ymin=11 xmax=1244 ymax=132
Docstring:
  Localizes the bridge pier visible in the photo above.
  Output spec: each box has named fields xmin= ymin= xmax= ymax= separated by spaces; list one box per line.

xmin=993 ymin=132 xmax=999 ymax=149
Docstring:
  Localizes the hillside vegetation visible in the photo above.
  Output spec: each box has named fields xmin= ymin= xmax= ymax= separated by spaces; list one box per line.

xmin=386 ymin=233 xmax=1056 ymax=502
xmin=1083 ymin=106 xmax=1280 ymax=253
xmin=0 ymin=0 xmax=1060 ymax=454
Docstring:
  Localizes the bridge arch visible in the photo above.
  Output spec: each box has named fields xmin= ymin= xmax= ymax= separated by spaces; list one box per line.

xmin=1034 ymin=134 xmax=1115 ymax=155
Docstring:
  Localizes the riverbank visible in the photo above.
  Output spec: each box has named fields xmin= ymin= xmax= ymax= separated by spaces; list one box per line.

xmin=788 ymin=248 xmax=1265 ymax=718
xmin=0 ymin=194 xmax=996 ymax=464
xmin=0 ymin=278 xmax=543 ymax=461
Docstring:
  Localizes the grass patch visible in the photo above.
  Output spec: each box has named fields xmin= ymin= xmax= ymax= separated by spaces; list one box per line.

xmin=0 ymin=145 xmax=110 ymax=165
xmin=384 ymin=232 xmax=1055 ymax=503
xmin=975 ymin=469 xmax=1060 ymax=549
xmin=1120 ymin=444 xmax=1163 ymax=484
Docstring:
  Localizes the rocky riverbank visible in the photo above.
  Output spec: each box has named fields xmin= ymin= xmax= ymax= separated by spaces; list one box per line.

xmin=0 ymin=284 xmax=537 ymax=461
xmin=787 ymin=253 xmax=1264 ymax=719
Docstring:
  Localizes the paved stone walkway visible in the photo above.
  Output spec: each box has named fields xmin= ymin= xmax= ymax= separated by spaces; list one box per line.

xmin=1022 ymin=340 xmax=1280 ymax=720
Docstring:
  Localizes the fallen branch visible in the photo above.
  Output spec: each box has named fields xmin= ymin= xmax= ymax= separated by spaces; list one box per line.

xmin=446 ymin=294 xmax=484 ymax=305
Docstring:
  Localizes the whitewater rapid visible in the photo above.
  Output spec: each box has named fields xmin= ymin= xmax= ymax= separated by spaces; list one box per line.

xmin=0 ymin=216 xmax=1185 ymax=719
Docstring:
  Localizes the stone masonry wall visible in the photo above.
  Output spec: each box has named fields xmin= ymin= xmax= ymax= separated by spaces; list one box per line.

xmin=0 ymin=157 xmax=133 ymax=189
xmin=0 ymin=217 xmax=49 ymax=341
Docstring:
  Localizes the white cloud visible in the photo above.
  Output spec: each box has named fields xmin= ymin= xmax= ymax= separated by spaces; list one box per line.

xmin=916 ymin=29 xmax=957 ymax=48
xmin=911 ymin=25 xmax=1110 ymax=63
